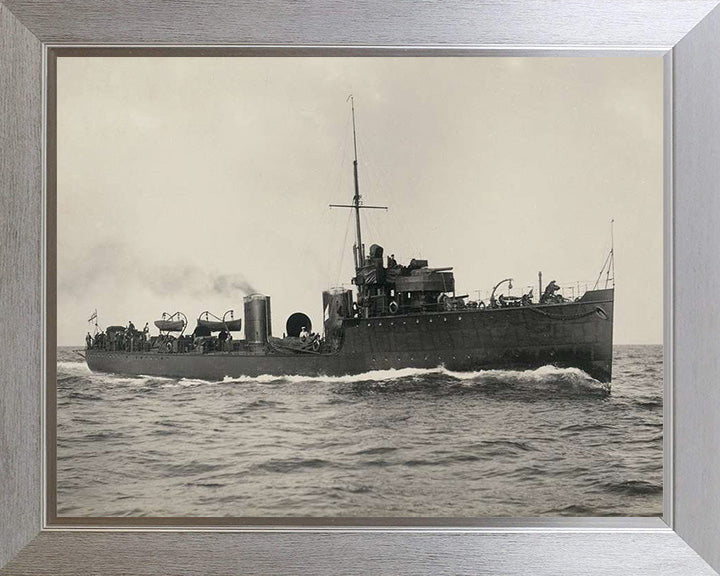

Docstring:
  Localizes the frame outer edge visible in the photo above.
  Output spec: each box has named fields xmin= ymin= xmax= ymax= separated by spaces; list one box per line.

xmin=0 ymin=2 xmax=43 ymax=570
xmin=672 ymin=3 xmax=720 ymax=572
xmin=2 ymin=531 xmax=720 ymax=576
xmin=1 ymin=0 xmax=719 ymax=46
xmin=1 ymin=0 xmax=719 ymax=574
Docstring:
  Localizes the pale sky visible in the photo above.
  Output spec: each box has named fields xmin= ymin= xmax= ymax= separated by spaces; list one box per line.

xmin=57 ymin=57 xmax=663 ymax=346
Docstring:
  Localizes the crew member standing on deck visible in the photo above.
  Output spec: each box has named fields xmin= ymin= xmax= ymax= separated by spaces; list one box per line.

xmin=126 ymin=321 xmax=136 ymax=351
xmin=218 ymin=329 xmax=228 ymax=351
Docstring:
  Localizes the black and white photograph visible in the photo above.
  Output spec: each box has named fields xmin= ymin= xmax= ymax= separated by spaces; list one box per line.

xmin=56 ymin=56 xmax=663 ymax=518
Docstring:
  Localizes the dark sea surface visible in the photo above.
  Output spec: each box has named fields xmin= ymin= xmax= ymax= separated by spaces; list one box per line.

xmin=56 ymin=345 xmax=662 ymax=517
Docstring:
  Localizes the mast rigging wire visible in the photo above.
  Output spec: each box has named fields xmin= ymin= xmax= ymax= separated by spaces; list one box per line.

xmin=335 ymin=209 xmax=354 ymax=288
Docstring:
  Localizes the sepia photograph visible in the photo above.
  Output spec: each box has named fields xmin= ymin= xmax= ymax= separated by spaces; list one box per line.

xmin=55 ymin=56 xmax=663 ymax=518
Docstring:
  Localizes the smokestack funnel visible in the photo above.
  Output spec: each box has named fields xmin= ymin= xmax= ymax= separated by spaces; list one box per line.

xmin=244 ymin=294 xmax=272 ymax=345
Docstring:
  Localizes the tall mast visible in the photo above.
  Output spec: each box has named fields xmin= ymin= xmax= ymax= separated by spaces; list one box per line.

xmin=329 ymin=96 xmax=388 ymax=273
xmin=605 ymin=218 xmax=615 ymax=288
xmin=350 ymin=96 xmax=365 ymax=268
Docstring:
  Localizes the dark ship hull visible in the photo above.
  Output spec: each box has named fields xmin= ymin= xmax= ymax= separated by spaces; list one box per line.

xmin=86 ymin=288 xmax=614 ymax=383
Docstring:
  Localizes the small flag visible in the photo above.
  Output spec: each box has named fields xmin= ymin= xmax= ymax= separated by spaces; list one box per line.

xmin=88 ymin=310 xmax=97 ymax=323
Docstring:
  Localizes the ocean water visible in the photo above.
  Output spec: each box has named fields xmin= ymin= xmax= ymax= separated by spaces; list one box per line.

xmin=56 ymin=345 xmax=662 ymax=517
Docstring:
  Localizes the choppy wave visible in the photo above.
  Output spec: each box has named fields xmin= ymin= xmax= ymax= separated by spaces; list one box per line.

xmin=55 ymin=344 xmax=662 ymax=517
xmin=57 ymin=360 xmax=177 ymax=389
xmin=601 ymin=479 xmax=663 ymax=496
xmin=219 ymin=364 xmax=604 ymax=388
xmin=59 ymin=358 xmax=608 ymax=396
xmin=57 ymin=360 xmax=91 ymax=373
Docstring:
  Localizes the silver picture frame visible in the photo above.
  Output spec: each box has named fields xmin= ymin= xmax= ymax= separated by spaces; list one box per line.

xmin=2 ymin=1 xmax=720 ymax=574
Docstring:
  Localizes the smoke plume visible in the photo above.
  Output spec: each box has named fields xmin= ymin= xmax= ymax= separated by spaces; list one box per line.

xmin=59 ymin=241 xmax=259 ymax=298
xmin=211 ymin=274 xmax=258 ymax=296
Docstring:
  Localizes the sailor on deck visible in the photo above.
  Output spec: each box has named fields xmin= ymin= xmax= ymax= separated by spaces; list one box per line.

xmin=300 ymin=326 xmax=310 ymax=342
xmin=218 ymin=329 xmax=229 ymax=351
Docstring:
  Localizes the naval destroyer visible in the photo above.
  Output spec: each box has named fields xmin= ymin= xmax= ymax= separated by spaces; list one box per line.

xmin=85 ymin=99 xmax=615 ymax=383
